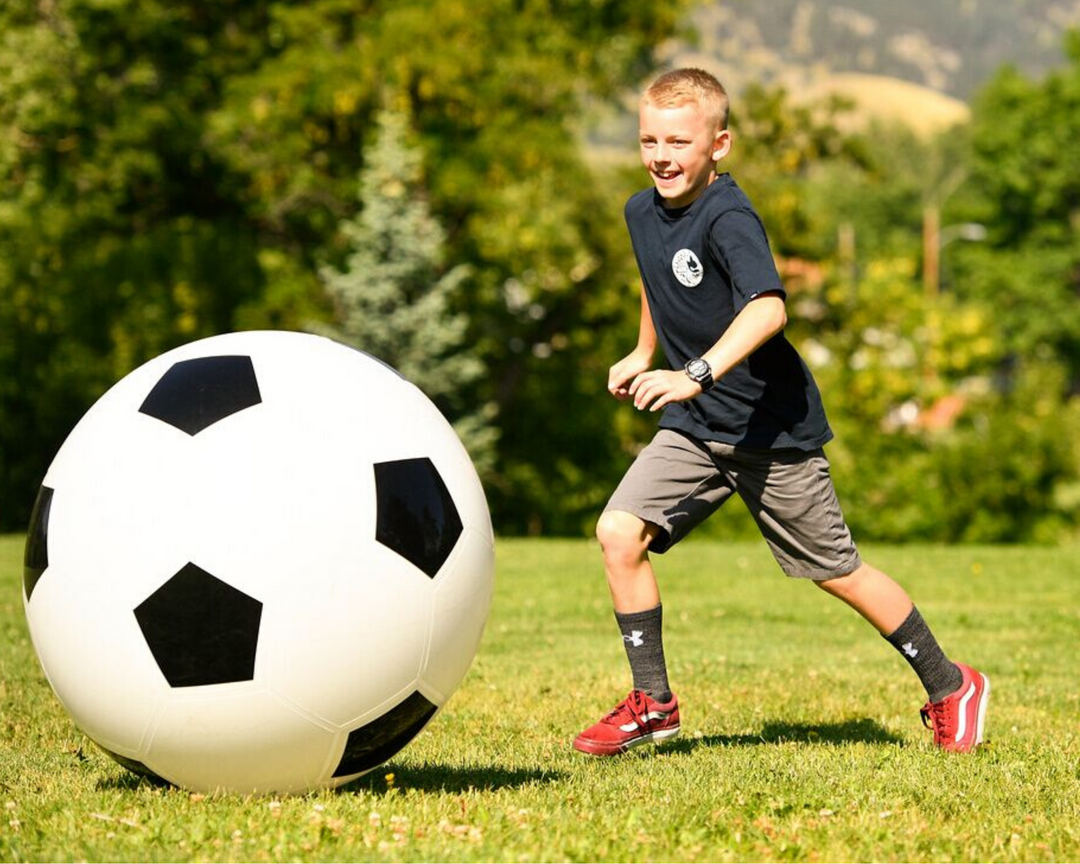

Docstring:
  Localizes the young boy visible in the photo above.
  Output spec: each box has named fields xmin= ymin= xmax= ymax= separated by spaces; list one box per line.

xmin=572 ymin=68 xmax=989 ymax=756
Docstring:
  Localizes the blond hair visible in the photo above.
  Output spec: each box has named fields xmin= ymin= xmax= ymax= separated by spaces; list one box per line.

xmin=643 ymin=68 xmax=729 ymax=131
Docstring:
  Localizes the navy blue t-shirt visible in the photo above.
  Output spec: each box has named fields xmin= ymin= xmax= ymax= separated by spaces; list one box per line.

xmin=624 ymin=173 xmax=832 ymax=450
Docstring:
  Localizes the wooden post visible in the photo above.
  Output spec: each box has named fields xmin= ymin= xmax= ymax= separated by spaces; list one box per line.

xmin=923 ymin=204 xmax=940 ymax=297
xmin=838 ymin=221 xmax=856 ymax=297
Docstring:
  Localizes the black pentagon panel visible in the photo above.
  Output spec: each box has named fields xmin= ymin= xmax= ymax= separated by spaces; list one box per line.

xmin=24 ymin=485 xmax=54 ymax=602
xmin=332 ymin=691 xmax=438 ymax=778
xmin=139 ymin=355 xmax=261 ymax=435
xmin=134 ymin=563 xmax=262 ymax=688
xmin=98 ymin=747 xmax=170 ymax=785
xmin=374 ymin=458 xmax=463 ymax=578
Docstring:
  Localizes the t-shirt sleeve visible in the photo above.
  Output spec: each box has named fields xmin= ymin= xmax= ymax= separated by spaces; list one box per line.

xmin=708 ymin=209 xmax=786 ymax=311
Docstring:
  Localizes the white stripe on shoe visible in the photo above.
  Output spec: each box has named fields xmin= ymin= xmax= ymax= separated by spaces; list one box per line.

xmin=619 ymin=711 xmax=672 ymax=733
xmin=954 ymin=682 xmax=976 ymax=743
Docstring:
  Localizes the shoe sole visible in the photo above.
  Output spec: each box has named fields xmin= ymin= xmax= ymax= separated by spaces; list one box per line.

xmin=573 ymin=725 xmax=681 ymax=756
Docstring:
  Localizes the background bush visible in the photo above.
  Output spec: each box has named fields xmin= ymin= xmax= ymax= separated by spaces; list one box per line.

xmin=1 ymin=2 xmax=1077 ymax=542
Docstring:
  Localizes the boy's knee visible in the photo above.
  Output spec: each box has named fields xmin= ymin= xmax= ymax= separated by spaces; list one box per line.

xmin=596 ymin=510 xmax=654 ymax=565
xmin=816 ymin=574 xmax=847 ymax=600
xmin=815 ymin=563 xmax=873 ymax=599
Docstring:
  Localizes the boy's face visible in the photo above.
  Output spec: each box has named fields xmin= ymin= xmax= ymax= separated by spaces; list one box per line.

xmin=639 ymin=100 xmax=731 ymax=209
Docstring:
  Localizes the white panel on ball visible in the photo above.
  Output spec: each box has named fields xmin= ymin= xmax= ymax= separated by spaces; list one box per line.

xmin=23 ymin=331 xmax=495 ymax=794
xmin=425 ymin=529 xmax=496 ymax=699
xmin=145 ymin=690 xmax=339 ymax=794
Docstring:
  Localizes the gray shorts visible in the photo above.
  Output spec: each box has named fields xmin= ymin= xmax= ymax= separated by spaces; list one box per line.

xmin=605 ymin=429 xmax=862 ymax=579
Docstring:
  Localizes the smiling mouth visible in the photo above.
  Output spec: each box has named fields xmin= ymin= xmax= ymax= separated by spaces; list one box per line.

xmin=653 ymin=169 xmax=681 ymax=182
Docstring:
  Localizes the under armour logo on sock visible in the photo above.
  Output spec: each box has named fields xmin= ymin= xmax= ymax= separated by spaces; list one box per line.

xmin=622 ymin=630 xmax=644 ymax=647
xmin=902 ymin=642 xmax=919 ymax=658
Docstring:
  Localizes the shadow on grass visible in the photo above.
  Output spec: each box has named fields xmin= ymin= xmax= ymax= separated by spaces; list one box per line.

xmin=664 ymin=717 xmax=904 ymax=754
xmin=96 ymin=770 xmax=173 ymax=792
xmin=96 ymin=763 xmax=564 ymax=795
xmin=343 ymin=762 xmax=565 ymax=795
xmin=96 ymin=721 xmax=895 ymax=794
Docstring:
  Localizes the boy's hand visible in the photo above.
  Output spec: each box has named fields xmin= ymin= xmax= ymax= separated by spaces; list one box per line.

xmin=608 ymin=351 xmax=653 ymax=401
xmin=629 ymin=369 xmax=702 ymax=412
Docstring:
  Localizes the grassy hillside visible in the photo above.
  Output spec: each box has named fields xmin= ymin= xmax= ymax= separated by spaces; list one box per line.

xmin=801 ymin=71 xmax=971 ymax=135
xmin=587 ymin=0 xmax=1029 ymax=153
xmin=675 ymin=0 xmax=1080 ymax=100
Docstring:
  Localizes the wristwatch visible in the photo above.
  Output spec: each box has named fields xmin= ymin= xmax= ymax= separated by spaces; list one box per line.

xmin=684 ymin=357 xmax=714 ymax=392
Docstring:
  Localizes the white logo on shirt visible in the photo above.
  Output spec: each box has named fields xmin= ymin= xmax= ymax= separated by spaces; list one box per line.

xmin=672 ymin=248 xmax=704 ymax=287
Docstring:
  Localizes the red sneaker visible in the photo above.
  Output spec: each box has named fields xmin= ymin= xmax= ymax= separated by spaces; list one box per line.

xmin=920 ymin=662 xmax=990 ymax=752
xmin=573 ymin=690 xmax=680 ymax=756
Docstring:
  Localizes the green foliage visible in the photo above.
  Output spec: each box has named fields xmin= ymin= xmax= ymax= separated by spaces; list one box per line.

xmin=725 ymin=82 xmax=871 ymax=259
xmin=930 ymin=365 xmax=1080 ymax=542
xmin=199 ymin=0 xmax=690 ymax=536
xmin=0 ymin=0 xmax=688 ymax=533
xmin=317 ymin=108 xmax=497 ymax=473
xmin=952 ymin=30 xmax=1080 ymax=390
xmin=1 ymin=1 xmax=1078 ymax=542
xmin=799 ymin=119 xmax=972 ymax=264
xmin=786 ymin=258 xmax=1080 ymax=543
xmin=715 ymin=71 xmax=1080 ymax=545
xmin=4 ymin=535 xmax=1080 ymax=861
xmin=0 ymin=0 xmax=276 ymax=528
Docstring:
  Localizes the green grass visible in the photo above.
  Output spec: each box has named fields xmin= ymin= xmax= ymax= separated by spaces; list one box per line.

xmin=3 ymin=534 xmax=1080 ymax=862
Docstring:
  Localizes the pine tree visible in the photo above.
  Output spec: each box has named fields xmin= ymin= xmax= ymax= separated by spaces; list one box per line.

xmin=317 ymin=108 xmax=496 ymax=473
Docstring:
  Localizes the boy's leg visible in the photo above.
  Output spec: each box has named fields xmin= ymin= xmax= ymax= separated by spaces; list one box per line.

xmin=596 ymin=509 xmax=661 ymax=613
xmin=815 ymin=564 xmax=964 ymax=701
xmin=573 ymin=510 xmax=680 ymax=755
xmin=817 ymin=568 xmax=989 ymax=751
xmin=593 ymin=428 xmax=731 ymax=697
xmin=813 ymin=561 xmax=912 ymax=634
xmin=574 ymin=430 xmax=732 ymax=756
xmin=595 ymin=510 xmax=670 ymax=700
xmin=721 ymin=443 xmax=989 ymax=751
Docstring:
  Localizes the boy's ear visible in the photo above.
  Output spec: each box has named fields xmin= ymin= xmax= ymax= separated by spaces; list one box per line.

xmin=712 ymin=128 xmax=733 ymax=162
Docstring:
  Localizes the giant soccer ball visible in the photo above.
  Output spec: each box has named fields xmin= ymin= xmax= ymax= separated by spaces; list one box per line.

xmin=22 ymin=331 xmax=494 ymax=794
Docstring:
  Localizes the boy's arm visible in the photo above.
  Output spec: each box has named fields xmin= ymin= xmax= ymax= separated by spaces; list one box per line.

xmin=608 ymin=282 xmax=658 ymax=401
xmin=628 ymin=291 xmax=787 ymax=412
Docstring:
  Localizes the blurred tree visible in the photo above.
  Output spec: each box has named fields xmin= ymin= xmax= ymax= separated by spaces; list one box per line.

xmin=0 ymin=0 xmax=688 ymax=533
xmin=317 ymin=107 xmax=497 ymax=474
xmin=724 ymin=83 xmax=871 ymax=259
xmin=0 ymin=0 xmax=281 ymax=529
xmin=792 ymin=258 xmax=1001 ymax=541
xmin=951 ymin=29 xmax=1080 ymax=392
xmin=203 ymin=0 xmax=691 ymax=535
xmin=711 ymin=78 xmax=1080 ymax=543
xmin=3 ymin=1 xmax=1076 ymax=542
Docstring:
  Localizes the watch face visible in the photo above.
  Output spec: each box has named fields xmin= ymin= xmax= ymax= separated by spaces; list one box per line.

xmin=687 ymin=359 xmax=709 ymax=379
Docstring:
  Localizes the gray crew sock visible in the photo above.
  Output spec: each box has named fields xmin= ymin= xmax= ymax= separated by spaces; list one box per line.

xmin=615 ymin=604 xmax=672 ymax=703
xmin=885 ymin=606 xmax=964 ymax=703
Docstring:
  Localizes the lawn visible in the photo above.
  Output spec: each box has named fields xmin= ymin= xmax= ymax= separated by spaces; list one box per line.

xmin=2 ymin=534 xmax=1079 ymax=862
